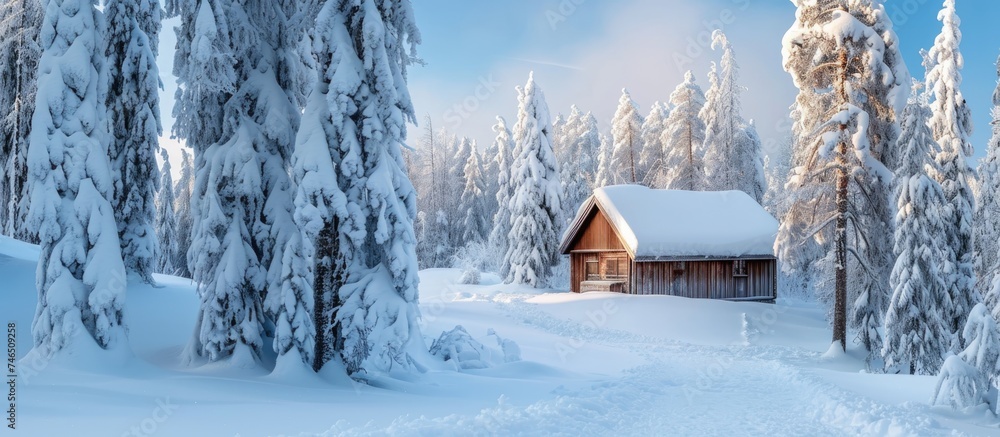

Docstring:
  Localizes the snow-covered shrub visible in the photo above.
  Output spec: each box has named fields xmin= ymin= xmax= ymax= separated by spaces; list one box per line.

xmin=451 ymin=239 xmax=499 ymax=274
xmin=429 ymin=326 xmax=492 ymax=370
xmin=959 ymin=304 xmax=1000 ymax=386
xmin=932 ymin=355 xmax=987 ymax=409
xmin=488 ymin=328 xmax=521 ymax=363
xmin=459 ymin=267 xmax=481 ymax=285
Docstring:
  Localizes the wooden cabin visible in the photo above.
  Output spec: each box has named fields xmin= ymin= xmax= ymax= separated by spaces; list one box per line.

xmin=559 ymin=185 xmax=779 ymax=301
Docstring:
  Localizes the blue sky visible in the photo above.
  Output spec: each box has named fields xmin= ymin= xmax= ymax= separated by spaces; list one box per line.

xmin=403 ymin=0 xmax=1000 ymax=161
xmin=157 ymin=0 xmax=1000 ymax=173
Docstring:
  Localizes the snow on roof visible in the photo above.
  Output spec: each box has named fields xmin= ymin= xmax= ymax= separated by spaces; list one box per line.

xmin=574 ymin=185 xmax=779 ymax=258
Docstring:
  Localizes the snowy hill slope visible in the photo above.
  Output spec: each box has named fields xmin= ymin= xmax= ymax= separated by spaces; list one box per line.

xmin=1 ymin=236 xmax=998 ymax=436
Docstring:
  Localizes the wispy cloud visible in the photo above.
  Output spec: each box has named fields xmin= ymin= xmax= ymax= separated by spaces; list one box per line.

xmin=508 ymin=57 xmax=585 ymax=71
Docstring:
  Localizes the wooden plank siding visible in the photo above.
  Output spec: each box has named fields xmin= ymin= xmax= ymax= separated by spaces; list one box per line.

xmin=629 ymin=259 xmax=776 ymax=300
xmin=565 ymin=207 xmax=626 ymax=252
xmin=567 ymin=206 xmax=631 ymax=293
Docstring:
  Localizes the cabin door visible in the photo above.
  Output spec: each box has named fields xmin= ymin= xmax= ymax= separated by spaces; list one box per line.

xmin=733 ymin=260 xmax=748 ymax=298
xmin=735 ymin=277 xmax=748 ymax=298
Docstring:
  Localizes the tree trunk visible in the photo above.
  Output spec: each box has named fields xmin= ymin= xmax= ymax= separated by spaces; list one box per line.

xmin=687 ymin=117 xmax=695 ymax=191
xmin=834 ymin=137 xmax=848 ymax=352
xmin=312 ymin=219 xmax=342 ymax=371
xmin=628 ymin=130 xmax=637 ymax=184
xmin=832 ymin=48 xmax=849 ymax=352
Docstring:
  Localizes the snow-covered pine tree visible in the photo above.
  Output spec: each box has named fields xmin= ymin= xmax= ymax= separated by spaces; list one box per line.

xmin=503 ymin=73 xmax=563 ymax=288
xmin=661 ymin=71 xmax=707 ymax=191
xmin=172 ymin=149 xmax=194 ymax=278
xmin=155 ymin=148 xmax=179 ymax=275
xmin=105 ymin=0 xmax=163 ymax=284
xmin=925 ymin=0 xmax=980 ymax=342
xmin=701 ymin=30 xmax=765 ymax=202
xmin=167 ymin=0 xmax=235 ymax=288
xmin=272 ymin=227 xmax=316 ymax=371
xmin=610 ymin=89 xmax=643 ymax=185
xmin=638 ymin=102 xmax=669 ymax=187
xmin=959 ymin=303 xmax=1000 ymax=389
xmin=459 ymin=144 xmax=489 ymax=245
xmin=932 ymin=304 xmax=1000 ymax=410
xmin=975 ymin=56 xmax=1000 ymax=310
xmin=594 ymin=132 xmax=613 ymax=188
xmin=179 ymin=0 xmax=306 ymax=366
xmin=763 ymin=139 xmax=792 ymax=218
xmin=702 ymin=61 xmax=721 ymax=150
xmin=488 ymin=115 xmax=515 ymax=277
xmin=882 ymin=95 xmax=952 ymax=375
xmin=291 ymin=0 xmax=423 ymax=375
xmin=28 ymin=0 xmax=127 ymax=357
xmin=780 ymin=1 xmax=908 ymax=353
xmin=560 ymin=107 xmax=600 ymax=218
xmin=481 ymin=127 xmax=499 ymax=220
xmin=578 ymin=111 xmax=601 ymax=183
xmin=0 ymin=0 xmax=42 ymax=242
xmin=932 ymin=354 xmax=986 ymax=409
xmin=551 ymin=112 xmax=567 ymax=165
xmin=448 ymin=137 xmax=474 ymax=249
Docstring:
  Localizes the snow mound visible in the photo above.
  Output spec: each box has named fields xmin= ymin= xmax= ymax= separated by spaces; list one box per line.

xmin=932 ymin=355 xmax=986 ymax=410
xmin=580 ymin=185 xmax=778 ymax=258
xmin=429 ymin=326 xmax=521 ymax=370
xmin=429 ymin=326 xmax=493 ymax=370
xmin=821 ymin=342 xmax=847 ymax=361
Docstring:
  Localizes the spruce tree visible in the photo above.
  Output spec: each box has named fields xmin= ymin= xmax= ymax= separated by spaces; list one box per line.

xmin=882 ymin=96 xmax=952 ymax=375
xmin=594 ymin=133 xmax=613 ymax=188
xmin=561 ymin=107 xmax=600 ymax=217
xmin=661 ymin=71 xmax=706 ymax=191
xmin=975 ymin=55 xmax=1000 ymax=311
xmin=925 ymin=0 xmax=980 ymax=342
xmin=106 ymin=0 xmax=163 ymax=284
xmin=155 ymin=149 xmax=179 ymax=275
xmin=178 ymin=0 xmax=306 ymax=366
xmin=459 ymin=145 xmax=489 ymax=244
xmin=702 ymin=30 xmax=765 ymax=202
xmin=28 ymin=0 xmax=127 ymax=358
xmin=0 ymin=0 xmax=42 ymax=242
xmin=448 ymin=137 xmax=474 ymax=249
xmin=173 ymin=149 xmax=194 ymax=278
xmin=610 ymin=89 xmax=643 ymax=185
xmin=488 ymin=116 xmax=515 ymax=277
xmin=290 ymin=0 xmax=423 ymax=375
xmin=167 ymin=0 xmax=235 ymax=292
xmin=503 ymin=73 xmax=563 ymax=288
xmin=638 ymin=102 xmax=669 ymax=187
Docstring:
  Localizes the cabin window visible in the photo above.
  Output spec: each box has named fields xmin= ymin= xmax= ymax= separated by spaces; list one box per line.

xmin=585 ymin=258 xmax=600 ymax=280
xmin=733 ymin=260 xmax=748 ymax=277
xmin=602 ymin=256 xmax=627 ymax=280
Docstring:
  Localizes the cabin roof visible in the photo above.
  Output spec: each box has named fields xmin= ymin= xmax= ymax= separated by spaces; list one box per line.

xmin=560 ymin=185 xmax=779 ymax=258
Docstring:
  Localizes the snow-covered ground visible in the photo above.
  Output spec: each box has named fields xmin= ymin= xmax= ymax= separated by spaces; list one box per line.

xmin=1 ymin=236 xmax=997 ymax=436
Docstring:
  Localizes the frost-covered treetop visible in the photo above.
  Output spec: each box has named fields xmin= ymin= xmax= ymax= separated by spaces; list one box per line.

xmin=926 ymin=0 xmax=973 ymax=157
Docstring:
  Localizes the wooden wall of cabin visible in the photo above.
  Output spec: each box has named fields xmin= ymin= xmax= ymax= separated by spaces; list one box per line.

xmin=569 ymin=251 xmax=630 ymax=293
xmin=630 ymin=259 xmax=776 ymax=300
xmin=565 ymin=208 xmax=625 ymax=252
xmin=567 ymin=206 xmax=631 ymax=294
